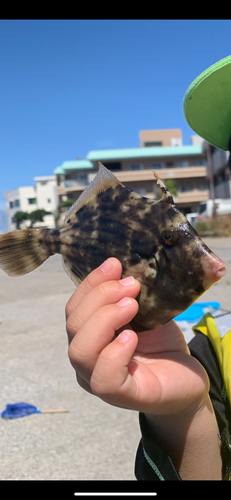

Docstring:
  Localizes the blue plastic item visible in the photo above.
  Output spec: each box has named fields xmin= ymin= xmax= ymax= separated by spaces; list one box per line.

xmin=174 ymin=302 xmax=221 ymax=322
xmin=1 ymin=402 xmax=69 ymax=419
xmin=1 ymin=402 xmax=41 ymax=419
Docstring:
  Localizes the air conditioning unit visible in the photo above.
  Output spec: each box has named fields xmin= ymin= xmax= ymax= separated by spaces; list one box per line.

xmin=171 ymin=137 xmax=182 ymax=147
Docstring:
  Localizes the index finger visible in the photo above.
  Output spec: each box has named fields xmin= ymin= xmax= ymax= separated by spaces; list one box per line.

xmin=65 ymin=257 xmax=122 ymax=318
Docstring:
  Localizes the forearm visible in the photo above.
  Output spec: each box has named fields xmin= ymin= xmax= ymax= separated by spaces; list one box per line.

xmin=144 ymin=396 xmax=223 ymax=480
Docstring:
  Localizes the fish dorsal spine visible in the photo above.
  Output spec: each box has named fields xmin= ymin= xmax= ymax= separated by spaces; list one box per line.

xmin=64 ymin=163 xmax=123 ymax=225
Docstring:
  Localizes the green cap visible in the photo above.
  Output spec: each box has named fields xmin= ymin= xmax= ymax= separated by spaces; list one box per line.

xmin=183 ymin=55 xmax=231 ymax=151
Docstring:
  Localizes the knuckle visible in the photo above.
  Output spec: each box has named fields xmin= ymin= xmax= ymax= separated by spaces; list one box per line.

xmin=90 ymin=356 xmax=118 ymax=399
xmin=95 ymin=280 xmax=124 ymax=304
xmin=65 ymin=300 xmax=72 ymax=319
xmin=90 ymin=375 xmax=118 ymax=401
xmin=66 ymin=317 xmax=76 ymax=338
xmin=66 ymin=310 xmax=83 ymax=337
xmin=96 ymin=281 xmax=111 ymax=299
xmin=68 ymin=341 xmax=82 ymax=369
xmin=65 ymin=288 xmax=81 ymax=319
xmin=90 ymin=375 xmax=109 ymax=398
xmin=83 ymin=270 xmax=97 ymax=291
xmin=95 ymin=306 xmax=115 ymax=326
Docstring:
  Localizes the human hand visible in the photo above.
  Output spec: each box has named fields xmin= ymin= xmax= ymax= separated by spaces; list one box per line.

xmin=66 ymin=258 xmax=209 ymax=417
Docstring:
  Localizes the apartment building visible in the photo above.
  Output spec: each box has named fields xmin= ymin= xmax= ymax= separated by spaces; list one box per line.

xmin=5 ymin=176 xmax=58 ymax=231
xmin=55 ymin=129 xmax=209 ymax=215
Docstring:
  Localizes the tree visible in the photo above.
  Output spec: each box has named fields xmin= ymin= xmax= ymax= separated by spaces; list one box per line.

xmin=59 ymin=199 xmax=75 ymax=209
xmin=165 ymin=179 xmax=178 ymax=197
xmin=27 ymin=209 xmax=47 ymax=227
xmin=55 ymin=198 xmax=75 ymax=228
xmin=13 ymin=211 xmax=28 ymax=229
xmin=13 ymin=209 xmax=48 ymax=229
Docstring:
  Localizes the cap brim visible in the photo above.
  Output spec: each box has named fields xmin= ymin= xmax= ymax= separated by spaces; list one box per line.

xmin=183 ymin=55 xmax=231 ymax=150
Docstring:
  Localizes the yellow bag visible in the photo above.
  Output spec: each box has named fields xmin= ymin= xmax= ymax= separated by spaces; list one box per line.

xmin=193 ymin=312 xmax=231 ymax=407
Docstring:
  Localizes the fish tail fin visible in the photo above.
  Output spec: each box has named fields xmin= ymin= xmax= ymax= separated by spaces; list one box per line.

xmin=0 ymin=228 xmax=51 ymax=277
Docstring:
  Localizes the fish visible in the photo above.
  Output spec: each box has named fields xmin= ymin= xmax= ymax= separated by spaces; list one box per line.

xmin=0 ymin=163 xmax=226 ymax=332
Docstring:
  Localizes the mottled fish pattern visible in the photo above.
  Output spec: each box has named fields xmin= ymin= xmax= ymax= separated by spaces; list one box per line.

xmin=0 ymin=163 xmax=226 ymax=331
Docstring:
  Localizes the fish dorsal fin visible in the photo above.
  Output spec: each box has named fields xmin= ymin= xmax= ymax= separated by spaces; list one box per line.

xmin=153 ymin=171 xmax=174 ymax=205
xmin=64 ymin=163 xmax=123 ymax=224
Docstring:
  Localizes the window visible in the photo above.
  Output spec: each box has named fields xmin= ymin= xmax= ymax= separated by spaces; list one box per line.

xmin=76 ymin=173 xmax=88 ymax=185
xmin=28 ymin=198 xmax=37 ymax=205
xmin=199 ymin=183 xmax=208 ymax=191
xmin=150 ymin=162 xmax=164 ymax=169
xmin=195 ymin=159 xmax=206 ymax=166
xmin=103 ymin=162 xmax=121 ymax=171
xmin=199 ymin=203 xmax=206 ymax=214
xmin=144 ymin=141 xmax=162 ymax=147
xmin=9 ymin=199 xmax=20 ymax=208
xmin=175 ymin=161 xmax=189 ymax=168
xmin=178 ymin=184 xmax=193 ymax=193
xmin=47 ymin=198 xmax=51 ymax=203
xmin=130 ymin=163 xmax=143 ymax=170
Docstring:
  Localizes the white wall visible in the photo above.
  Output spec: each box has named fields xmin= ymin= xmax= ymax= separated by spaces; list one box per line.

xmin=5 ymin=177 xmax=58 ymax=231
xmin=19 ymin=186 xmax=37 ymax=213
xmin=35 ymin=177 xmax=58 ymax=213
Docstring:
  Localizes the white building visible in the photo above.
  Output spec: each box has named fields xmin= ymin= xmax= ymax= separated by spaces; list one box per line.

xmin=5 ymin=176 xmax=58 ymax=231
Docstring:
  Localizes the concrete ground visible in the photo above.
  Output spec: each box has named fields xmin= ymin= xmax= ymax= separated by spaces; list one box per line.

xmin=0 ymin=237 xmax=230 ymax=480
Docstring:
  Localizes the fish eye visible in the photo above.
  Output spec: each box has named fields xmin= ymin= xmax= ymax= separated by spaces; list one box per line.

xmin=161 ymin=229 xmax=178 ymax=246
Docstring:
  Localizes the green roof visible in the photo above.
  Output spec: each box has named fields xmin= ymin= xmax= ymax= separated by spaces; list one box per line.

xmin=87 ymin=145 xmax=203 ymax=162
xmin=54 ymin=145 xmax=204 ymax=175
xmin=54 ymin=159 xmax=93 ymax=175
xmin=54 ymin=166 xmax=65 ymax=175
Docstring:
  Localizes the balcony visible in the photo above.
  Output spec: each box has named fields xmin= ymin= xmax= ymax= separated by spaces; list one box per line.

xmin=57 ymin=167 xmax=208 ymax=203
xmin=174 ymin=190 xmax=209 ymax=204
xmin=95 ymin=166 xmax=207 ymax=183
xmin=57 ymin=180 xmax=87 ymax=196
xmin=145 ymin=189 xmax=209 ymax=204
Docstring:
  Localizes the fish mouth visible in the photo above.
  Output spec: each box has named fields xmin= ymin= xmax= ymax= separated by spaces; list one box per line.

xmin=201 ymin=251 xmax=227 ymax=290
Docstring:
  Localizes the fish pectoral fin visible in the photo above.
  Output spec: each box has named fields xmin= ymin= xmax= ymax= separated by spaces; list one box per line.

xmin=64 ymin=163 xmax=123 ymax=226
xmin=62 ymin=256 xmax=82 ymax=286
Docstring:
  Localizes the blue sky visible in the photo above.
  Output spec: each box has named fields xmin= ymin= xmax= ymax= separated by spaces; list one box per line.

xmin=1 ymin=19 xmax=231 ymax=215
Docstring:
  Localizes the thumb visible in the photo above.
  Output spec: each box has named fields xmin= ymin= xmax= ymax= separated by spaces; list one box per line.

xmin=90 ymin=329 xmax=138 ymax=407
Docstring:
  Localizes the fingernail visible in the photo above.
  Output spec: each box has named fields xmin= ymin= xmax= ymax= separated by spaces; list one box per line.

xmin=118 ymin=330 xmax=132 ymax=343
xmin=119 ymin=276 xmax=135 ymax=286
xmin=101 ymin=258 xmax=113 ymax=273
xmin=117 ymin=297 xmax=132 ymax=307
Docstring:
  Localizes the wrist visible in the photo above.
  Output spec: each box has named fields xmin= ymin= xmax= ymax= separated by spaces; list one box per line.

xmin=143 ymin=396 xmax=223 ymax=480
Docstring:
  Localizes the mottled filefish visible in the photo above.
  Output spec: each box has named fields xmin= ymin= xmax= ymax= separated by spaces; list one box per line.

xmin=0 ymin=163 xmax=226 ymax=332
